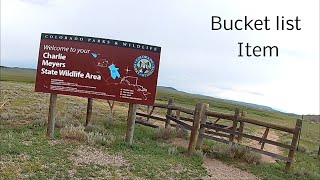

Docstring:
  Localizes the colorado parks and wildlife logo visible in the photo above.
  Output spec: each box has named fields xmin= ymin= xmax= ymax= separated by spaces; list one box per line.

xmin=133 ymin=55 xmax=155 ymax=77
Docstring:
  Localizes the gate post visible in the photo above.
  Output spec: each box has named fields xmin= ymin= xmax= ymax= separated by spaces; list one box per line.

xmin=165 ymin=99 xmax=174 ymax=128
xmin=196 ymin=103 xmax=209 ymax=149
xmin=285 ymin=119 xmax=302 ymax=172
xmin=188 ymin=103 xmax=207 ymax=155
xmin=237 ymin=111 xmax=245 ymax=142
xmin=229 ymin=108 xmax=239 ymax=144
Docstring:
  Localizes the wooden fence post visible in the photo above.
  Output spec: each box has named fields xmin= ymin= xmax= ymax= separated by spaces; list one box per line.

xmin=229 ymin=108 xmax=239 ymax=144
xmin=237 ymin=111 xmax=245 ymax=142
xmin=188 ymin=103 xmax=207 ymax=155
xmin=196 ymin=103 xmax=209 ymax=149
xmin=85 ymin=98 xmax=93 ymax=126
xmin=126 ymin=103 xmax=137 ymax=145
xmin=260 ymin=127 xmax=270 ymax=150
xmin=285 ymin=119 xmax=302 ymax=173
xmin=47 ymin=94 xmax=57 ymax=139
xmin=297 ymin=115 xmax=303 ymax=151
xmin=175 ymin=110 xmax=181 ymax=131
xmin=165 ymin=99 xmax=174 ymax=128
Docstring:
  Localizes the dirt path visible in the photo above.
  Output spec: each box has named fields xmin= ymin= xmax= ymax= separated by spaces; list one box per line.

xmin=171 ymin=138 xmax=260 ymax=180
xmin=246 ymin=129 xmax=281 ymax=163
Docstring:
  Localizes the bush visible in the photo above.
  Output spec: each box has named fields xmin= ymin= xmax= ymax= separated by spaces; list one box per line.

xmin=206 ymin=142 xmax=229 ymax=155
xmin=155 ymin=128 xmax=176 ymax=141
xmin=84 ymin=124 xmax=105 ymax=134
xmin=20 ymin=130 xmax=32 ymax=138
xmin=229 ymin=144 xmax=250 ymax=159
xmin=207 ymin=143 xmax=261 ymax=165
xmin=60 ymin=125 xmax=87 ymax=142
xmin=175 ymin=125 xmax=189 ymax=139
xmin=103 ymin=118 xmax=116 ymax=129
xmin=87 ymin=131 xmax=115 ymax=146
xmin=168 ymin=146 xmax=179 ymax=156
xmin=242 ymin=151 xmax=261 ymax=164
xmin=60 ymin=124 xmax=115 ymax=146
xmin=3 ymin=131 xmax=14 ymax=140
xmin=0 ymin=112 xmax=10 ymax=120
xmin=296 ymin=144 xmax=309 ymax=153
xmin=193 ymin=149 xmax=205 ymax=162
xmin=32 ymin=118 xmax=46 ymax=127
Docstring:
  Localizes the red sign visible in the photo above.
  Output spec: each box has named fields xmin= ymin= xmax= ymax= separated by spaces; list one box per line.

xmin=35 ymin=33 xmax=161 ymax=106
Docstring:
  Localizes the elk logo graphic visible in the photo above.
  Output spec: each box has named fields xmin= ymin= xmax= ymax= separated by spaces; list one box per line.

xmin=133 ymin=55 xmax=155 ymax=77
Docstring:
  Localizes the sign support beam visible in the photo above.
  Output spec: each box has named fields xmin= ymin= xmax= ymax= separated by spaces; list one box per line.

xmin=126 ymin=103 xmax=137 ymax=145
xmin=85 ymin=98 xmax=93 ymax=126
xmin=47 ymin=93 xmax=57 ymax=139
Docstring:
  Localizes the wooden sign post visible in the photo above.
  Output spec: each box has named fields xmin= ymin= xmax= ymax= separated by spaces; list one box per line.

xmin=85 ymin=98 xmax=93 ymax=126
xmin=126 ymin=103 xmax=137 ymax=145
xmin=47 ymin=94 xmax=57 ymax=139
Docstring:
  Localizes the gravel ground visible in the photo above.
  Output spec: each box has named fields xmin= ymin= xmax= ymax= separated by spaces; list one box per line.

xmin=204 ymin=158 xmax=260 ymax=180
xmin=171 ymin=138 xmax=260 ymax=180
xmin=70 ymin=145 xmax=128 ymax=167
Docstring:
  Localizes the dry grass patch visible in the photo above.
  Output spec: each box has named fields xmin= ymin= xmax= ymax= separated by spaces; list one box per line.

xmin=60 ymin=125 xmax=88 ymax=142
xmin=155 ymin=128 xmax=177 ymax=141
xmin=70 ymin=146 xmax=128 ymax=167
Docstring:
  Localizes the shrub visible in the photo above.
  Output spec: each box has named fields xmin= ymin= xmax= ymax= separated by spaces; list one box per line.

xmin=103 ymin=117 xmax=115 ymax=129
xmin=229 ymin=144 xmax=250 ymax=159
xmin=84 ymin=124 xmax=105 ymax=134
xmin=242 ymin=151 xmax=261 ymax=164
xmin=32 ymin=118 xmax=46 ymax=127
xmin=87 ymin=131 xmax=115 ymax=146
xmin=193 ymin=149 xmax=205 ymax=162
xmin=60 ymin=124 xmax=115 ymax=146
xmin=155 ymin=128 xmax=176 ymax=141
xmin=175 ymin=125 xmax=189 ymax=139
xmin=4 ymin=131 xmax=14 ymax=140
xmin=168 ymin=146 xmax=179 ymax=156
xmin=207 ymin=143 xmax=261 ymax=165
xmin=206 ymin=142 xmax=229 ymax=155
xmin=60 ymin=125 xmax=87 ymax=142
xmin=55 ymin=117 xmax=69 ymax=128
xmin=20 ymin=130 xmax=32 ymax=138
xmin=296 ymin=144 xmax=309 ymax=153
xmin=0 ymin=112 xmax=10 ymax=120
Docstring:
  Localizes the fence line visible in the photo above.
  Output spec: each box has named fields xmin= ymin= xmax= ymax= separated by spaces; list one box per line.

xmin=134 ymin=99 xmax=302 ymax=173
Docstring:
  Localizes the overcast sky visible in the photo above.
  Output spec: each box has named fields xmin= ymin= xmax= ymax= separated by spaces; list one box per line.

xmin=1 ymin=0 xmax=319 ymax=114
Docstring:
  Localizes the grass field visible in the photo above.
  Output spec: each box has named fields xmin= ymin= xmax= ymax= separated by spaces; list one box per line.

xmin=0 ymin=67 xmax=36 ymax=83
xmin=0 ymin=67 xmax=319 ymax=179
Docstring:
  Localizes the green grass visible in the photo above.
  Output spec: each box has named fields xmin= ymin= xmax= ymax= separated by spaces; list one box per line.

xmin=245 ymin=152 xmax=320 ymax=180
xmin=0 ymin=127 xmax=75 ymax=179
xmin=0 ymin=118 xmax=205 ymax=179
xmin=0 ymin=81 xmax=206 ymax=179
xmin=0 ymin=67 xmax=36 ymax=83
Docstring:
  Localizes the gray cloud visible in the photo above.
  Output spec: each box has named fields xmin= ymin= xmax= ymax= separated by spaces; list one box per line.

xmin=1 ymin=0 xmax=319 ymax=114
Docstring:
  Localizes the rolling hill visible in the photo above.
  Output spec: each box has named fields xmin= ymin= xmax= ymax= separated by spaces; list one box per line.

xmin=1 ymin=66 xmax=318 ymax=118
